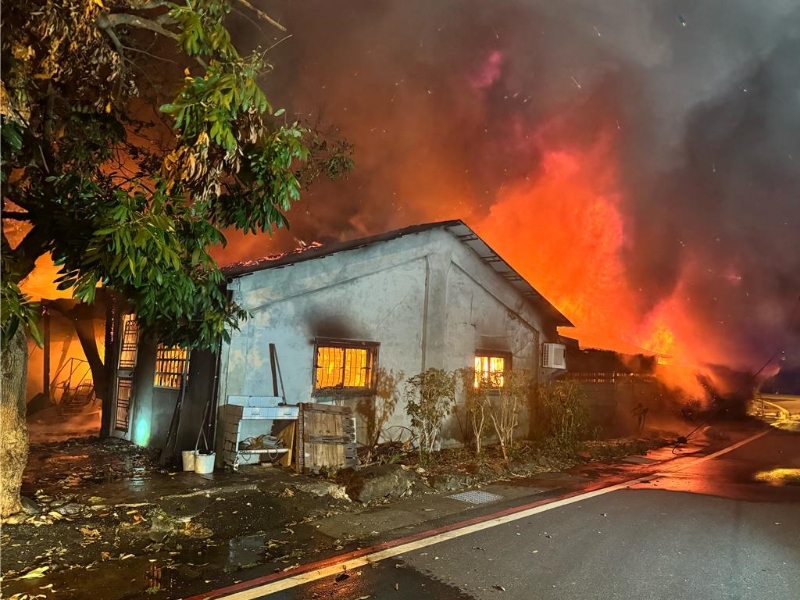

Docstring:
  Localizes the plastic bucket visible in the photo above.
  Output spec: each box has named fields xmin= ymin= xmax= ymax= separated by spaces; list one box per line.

xmin=194 ymin=452 xmax=216 ymax=475
xmin=181 ymin=450 xmax=196 ymax=472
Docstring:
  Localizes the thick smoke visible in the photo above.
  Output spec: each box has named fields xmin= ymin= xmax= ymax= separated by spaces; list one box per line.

xmin=223 ymin=0 xmax=800 ymax=375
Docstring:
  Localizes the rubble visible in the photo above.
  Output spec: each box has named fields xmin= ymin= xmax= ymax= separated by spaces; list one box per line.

xmin=340 ymin=464 xmax=420 ymax=503
xmin=292 ymin=481 xmax=350 ymax=500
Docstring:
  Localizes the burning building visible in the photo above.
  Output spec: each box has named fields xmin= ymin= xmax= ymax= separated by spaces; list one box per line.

xmin=105 ymin=220 xmax=572 ymax=456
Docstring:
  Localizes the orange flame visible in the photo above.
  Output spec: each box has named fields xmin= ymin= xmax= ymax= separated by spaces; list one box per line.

xmin=473 ymin=122 xmax=716 ymax=396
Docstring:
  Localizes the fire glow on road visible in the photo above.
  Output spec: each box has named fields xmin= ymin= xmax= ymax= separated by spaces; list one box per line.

xmin=190 ymin=428 xmax=771 ymax=600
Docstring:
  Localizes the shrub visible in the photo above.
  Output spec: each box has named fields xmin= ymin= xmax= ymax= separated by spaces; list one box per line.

xmin=490 ymin=370 xmax=531 ymax=463
xmin=535 ymin=380 xmax=590 ymax=455
xmin=405 ymin=368 xmax=456 ymax=462
xmin=455 ymin=368 xmax=493 ymax=455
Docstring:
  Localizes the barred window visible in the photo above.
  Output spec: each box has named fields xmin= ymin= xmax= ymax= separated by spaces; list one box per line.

xmin=118 ymin=314 xmax=140 ymax=370
xmin=154 ymin=344 xmax=189 ymax=389
xmin=314 ymin=339 xmax=378 ymax=393
xmin=474 ymin=351 xmax=511 ymax=388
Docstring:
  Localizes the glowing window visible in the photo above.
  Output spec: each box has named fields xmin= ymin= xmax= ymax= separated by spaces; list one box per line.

xmin=118 ymin=314 xmax=140 ymax=370
xmin=474 ymin=351 xmax=511 ymax=388
xmin=154 ymin=344 xmax=189 ymax=389
xmin=314 ymin=339 xmax=378 ymax=393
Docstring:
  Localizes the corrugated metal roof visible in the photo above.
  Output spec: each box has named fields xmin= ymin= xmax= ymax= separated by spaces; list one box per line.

xmin=222 ymin=220 xmax=573 ymax=327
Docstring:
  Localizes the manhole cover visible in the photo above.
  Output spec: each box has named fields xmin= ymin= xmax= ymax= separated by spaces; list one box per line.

xmin=448 ymin=490 xmax=504 ymax=504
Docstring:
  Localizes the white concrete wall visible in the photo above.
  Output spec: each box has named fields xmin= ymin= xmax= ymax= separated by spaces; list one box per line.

xmin=217 ymin=227 xmax=560 ymax=449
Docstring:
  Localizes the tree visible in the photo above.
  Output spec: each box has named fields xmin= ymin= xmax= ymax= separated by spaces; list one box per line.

xmin=0 ymin=0 xmax=352 ymax=516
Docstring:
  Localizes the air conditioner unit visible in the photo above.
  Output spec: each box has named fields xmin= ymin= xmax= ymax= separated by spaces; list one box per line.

xmin=542 ymin=343 xmax=567 ymax=369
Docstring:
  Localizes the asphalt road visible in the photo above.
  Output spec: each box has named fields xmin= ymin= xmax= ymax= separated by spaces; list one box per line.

xmin=764 ymin=394 xmax=800 ymax=417
xmin=254 ymin=427 xmax=800 ymax=600
xmin=758 ymin=394 xmax=800 ymax=432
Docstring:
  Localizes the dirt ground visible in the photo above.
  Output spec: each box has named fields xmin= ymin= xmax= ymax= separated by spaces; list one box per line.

xmin=1 ymin=434 xmax=670 ymax=600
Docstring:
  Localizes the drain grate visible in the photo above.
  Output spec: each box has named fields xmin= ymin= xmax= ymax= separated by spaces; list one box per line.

xmin=448 ymin=490 xmax=504 ymax=504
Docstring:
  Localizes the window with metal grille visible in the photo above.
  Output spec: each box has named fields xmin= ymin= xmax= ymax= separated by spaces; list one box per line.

xmin=474 ymin=351 xmax=511 ymax=388
xmin=118 ymin=314 xmax=139 ymax=370
xmin=114 ymin=378 xmax=133 ymax=431
xmin=153 ymin=345 xmax=188 ymax=389
xmin=314 ymin=339 xmax=378 ymax=393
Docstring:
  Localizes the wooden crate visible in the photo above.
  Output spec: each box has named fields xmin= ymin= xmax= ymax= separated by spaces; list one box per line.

xmin=297 ymin=403 xmax=357 ymax=473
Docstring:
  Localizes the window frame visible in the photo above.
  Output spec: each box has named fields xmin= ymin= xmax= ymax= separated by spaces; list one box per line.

xmin=312 ymin=337 xmax=380 ymax=396
xmin=117 ymin=313 xmax=140 ymax=371
xmin=153 ymin=344 xmax=189 ymax=390
xmin=474 ymin=350 xmax=512 ymax=390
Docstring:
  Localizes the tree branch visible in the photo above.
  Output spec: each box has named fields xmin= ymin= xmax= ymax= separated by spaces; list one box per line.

xmin=101 ymin=13 xmax=179 ymax=40
xmin=3 ymin=225 xmax=52 ymax=284
xmin=123 ymin=0 xmax=172 ymax=9
xmin=235 ymin=0 xmax=287 ymax=32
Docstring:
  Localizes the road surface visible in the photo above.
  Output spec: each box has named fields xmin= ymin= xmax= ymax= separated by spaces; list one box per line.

xmin=209 ymin=426 xmax=800 ymax=600
xmin=758 ymin=394 xmax=800 ymax=432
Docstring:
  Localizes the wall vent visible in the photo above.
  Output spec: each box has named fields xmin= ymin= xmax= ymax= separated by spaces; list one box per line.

xmin=542 ymin=343 xmax=567 ymax=369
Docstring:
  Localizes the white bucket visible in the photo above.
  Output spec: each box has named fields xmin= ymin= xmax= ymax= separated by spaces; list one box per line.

xmin=194 ymin=452 xmax=216 ymax=475
xmin=181 ymin=450 xmax=196 ymax=472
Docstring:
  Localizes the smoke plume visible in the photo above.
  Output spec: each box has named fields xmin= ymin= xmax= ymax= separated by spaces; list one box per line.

xmin=221 ymin=0 xmax=800 ymax=380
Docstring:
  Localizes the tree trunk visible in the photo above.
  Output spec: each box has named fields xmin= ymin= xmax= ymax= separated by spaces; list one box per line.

xmin=1 ymin=328 xmax=29 ymax=517
xmin=50 ymin=300 xmax=110 ymax=401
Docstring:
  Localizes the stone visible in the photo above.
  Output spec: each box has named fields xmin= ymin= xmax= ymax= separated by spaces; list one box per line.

xmin=428 ymin=474 xmax=464 ymax=492
xmin=293 ymin=481 xmax=350 ymax=501
xmin=429 ymin=475 xmax=448 ymax=491
xmin=20 ymin=496 xmax=42 ymax=515
xmin=55 ymin=503 xmax=85 ymax=517
xmin=343 ymin=464 xmax=419 ymax=504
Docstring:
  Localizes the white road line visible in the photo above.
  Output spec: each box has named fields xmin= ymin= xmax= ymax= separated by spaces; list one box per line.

xmin=218 ymin=428 xmax=771 ymax=599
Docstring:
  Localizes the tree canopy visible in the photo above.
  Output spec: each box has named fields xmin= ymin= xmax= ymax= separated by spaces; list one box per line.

xmin=1 ymin=0 xmax=351 ymax=351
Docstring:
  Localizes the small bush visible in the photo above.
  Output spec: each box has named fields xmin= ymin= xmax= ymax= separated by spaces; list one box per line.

xmin=490 ymin=370 xmax=531 ymax=464
xmin=455 ymin=368 xmax=493 ymax=455
xmin=405 ymin=368 xmax=456 ymax=463
xmin=535 ymin=380 xmax=590 ymax=455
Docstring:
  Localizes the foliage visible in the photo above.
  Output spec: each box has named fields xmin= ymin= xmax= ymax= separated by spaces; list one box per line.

xmin=0 ymin=265 xmax=42 ymax=346
xmin=0 ymin=0 xmax=352 ymax=352
xmin=489 ymin=370 xmax=530 ymax=464
xmin=404 ymin=368 xmax=456 ymax=463
xmin=535 ymin=380 xmax=590 ymax=455
xmin=455 ymin=368 xmax=493 ymax=455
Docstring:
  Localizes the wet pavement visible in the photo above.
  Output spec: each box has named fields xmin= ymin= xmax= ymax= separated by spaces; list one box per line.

xmin=2 ymin=420 xmax=766 ymax=600
xmin=241 ymin=424 xmax=800 ymax=600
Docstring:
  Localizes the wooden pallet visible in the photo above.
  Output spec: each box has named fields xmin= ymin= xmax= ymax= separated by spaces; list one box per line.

xmin=297 ymin=403 xmax=357 ymax=473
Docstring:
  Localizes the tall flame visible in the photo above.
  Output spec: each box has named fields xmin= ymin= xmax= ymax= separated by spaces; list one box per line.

xmin=473 ymin=121 xmax=716 ymax=395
